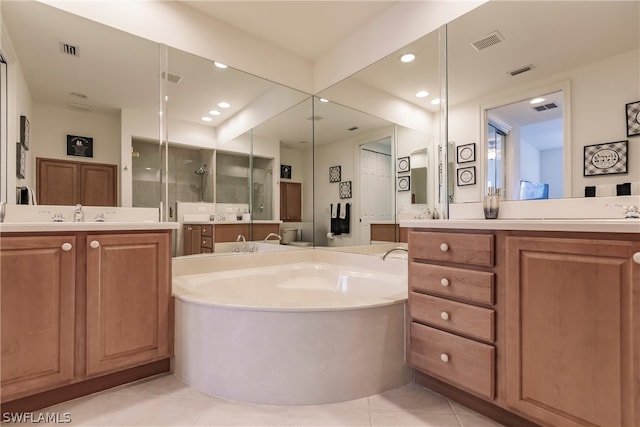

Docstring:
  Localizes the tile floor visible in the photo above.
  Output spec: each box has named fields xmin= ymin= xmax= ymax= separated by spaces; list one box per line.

xmin=20 ymin=374 xmax=506 ymax=426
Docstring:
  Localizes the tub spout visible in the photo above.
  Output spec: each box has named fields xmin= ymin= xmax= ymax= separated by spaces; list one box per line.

xmin=235 ymin=234 xmax=247 ymax=252
xmin=264 ymin=233 xmax=282 ymax=243
xmin=381 ymin=247 xmax=408 ymax=260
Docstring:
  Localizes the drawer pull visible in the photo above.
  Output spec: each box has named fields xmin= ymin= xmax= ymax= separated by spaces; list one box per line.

xmin=440 ymin=353 xmax=450 ymax=363
xmin=440 ymin=311 xmax=450 ymax=321
xmin=90 ymin=240 xmax=100 ymax=249
xmin=633 ymin=252 xmax=640 ymax=264
xmin=440 ymin=243 xmax=449 ymax=252
xmin=61 ymin=243 xmax=73 ymax=251
xmin=440 ymin=278 xmax=450 ymax=287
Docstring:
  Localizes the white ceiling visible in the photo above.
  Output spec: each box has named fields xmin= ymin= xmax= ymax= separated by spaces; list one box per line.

xmin=3 ymin=1 xmax=638 ymax=149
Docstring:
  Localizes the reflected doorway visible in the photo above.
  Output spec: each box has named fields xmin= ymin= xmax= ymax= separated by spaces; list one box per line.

xmin=359 ymin=138 xmax=393 ymax=245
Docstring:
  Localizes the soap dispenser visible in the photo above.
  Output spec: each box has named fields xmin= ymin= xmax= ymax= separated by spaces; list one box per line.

xmin=483 ymin=187 xmax=499 ymax=219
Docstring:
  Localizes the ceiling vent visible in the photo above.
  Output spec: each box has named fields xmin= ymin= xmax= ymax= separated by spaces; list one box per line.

xmin=67 ymin=102 xmax=91 ymax=111
xmin=307 ymin=116 xmax=323 ymax=121
xmin=162 ymin=72 xmax=183 ymax=84
xmin=471 ymin=31 xmax=504 ymax=51
xmin=509 ymin=64 xmax=535 ymax=76
xmin=348 ymin=126 xmax=359 ymax=131
xmin=60 ymin=42 xmax=79 ymax=57
xmin=533 ymin=102 xmax=558 ymax=112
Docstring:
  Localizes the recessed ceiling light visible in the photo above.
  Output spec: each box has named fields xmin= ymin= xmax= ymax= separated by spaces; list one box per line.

xmin=213 ymin=61 xmax=228 ymax=69
xmin=208 ymin=110 xmax=221 ymax=116
xmin=400 ymin=53 xmax=415 ymax=63
xmin=416 ymin=90 xmax=429 ymax=98
xmin=530 ymin=97 xmax=545 ymax=104
xmin=218 ymin=102 xmax=230 ymax=108
xmin=319 ymin=98 xmax=329 ymax=103
xmin=201 ymin=116 xmax=213 ymax=122
xmin=430 ymin=98 xmax=441 ymax=105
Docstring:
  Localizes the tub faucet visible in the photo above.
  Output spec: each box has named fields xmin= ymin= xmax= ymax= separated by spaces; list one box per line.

xmin=236 ymin=234 xmax=247 ymax=252
xmin=73 ymin=204 xmax=84 ymax=222
xmin=381 ymin=247 xmax=408 ymax=260
xmin=264 ymin=233 xmax=282 ymax=243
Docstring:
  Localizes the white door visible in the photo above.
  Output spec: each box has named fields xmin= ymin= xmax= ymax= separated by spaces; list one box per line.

xmin=359 ymin=143 xmax=393 ymax=245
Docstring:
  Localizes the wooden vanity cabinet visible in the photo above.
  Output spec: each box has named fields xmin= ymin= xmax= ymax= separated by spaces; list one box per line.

xmin=183 ymin=224 xmax=213 ymax=255
xmin=408 ymin=229 xmax=496 ymax=400
xmin=1 ymin=236 xmax=77 ymax=401
xmin=0 ymin=230 xmax=172 ymax=407
xmin=280 ymin=182 xmax=302 ymax=222
xmin=504 ymin=235 xmax=640 ymax=427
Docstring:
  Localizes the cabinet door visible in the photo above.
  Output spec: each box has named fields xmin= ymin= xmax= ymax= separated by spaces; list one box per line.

xmin=214 ymin=223 xmax=250 ymax=243
xmin=280 ymin=182 xmax=301 ymax=222
xmin=37 ymin=158 xmax=78 ymax=205
xmin=79 ymin=163 xmax=117 ymax=207
xmin=505 ymin=236 xmax=639 ymax=427
xmin=183 ymin=225 xmax=202 ymax=255
xmin=86 ymin=232 xmax=170 ymax=376
xmin=1 ymin=236 xmax=76 ymax=401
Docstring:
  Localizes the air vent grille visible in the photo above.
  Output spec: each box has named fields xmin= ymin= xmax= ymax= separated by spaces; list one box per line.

xmin=471 ymin=31 xmax=504 ymax=51
xmin=307 ymin=116 xmax=323 ymax=121
xmin=161 ymin=72 xmax=183 ymax=84
xmin=60 ymin=42 xmax=79 ymax=57
xmin=348 ymin=126 xmax=359 ymax=131
xmin=533 ymin=103 xmax=558 ymax=112
xmin=509 ymin=64 xmax=535 ymax=76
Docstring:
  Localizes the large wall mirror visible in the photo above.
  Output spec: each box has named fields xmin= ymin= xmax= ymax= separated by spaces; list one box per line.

xmin=1 ymin=1 xmax=160 ymax=208
xmin=447 ymin=0 xmax=639 ymax=204
xmin=314 ymin=26 xmax=446 ymax=250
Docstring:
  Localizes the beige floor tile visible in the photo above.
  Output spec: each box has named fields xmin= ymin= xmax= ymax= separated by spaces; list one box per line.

xmin=33 ymin=392 xmax=136 ymax=426
xmin=111 ymin=373 xmax=212 ymax=401
xmin=280 ymin=400 xmax=371 ymax=426
xmin=370 ymin=409 xmax=461 ymax=427
xmin=448 ymin=400 xmax=477 ymax=416
xmin=368 ymin=383 xmax=452 ymax=413
xmin=193 ymin=400 xmax=288 ymax=426
xmin=105 ymin=394 xmax=211 ymax=426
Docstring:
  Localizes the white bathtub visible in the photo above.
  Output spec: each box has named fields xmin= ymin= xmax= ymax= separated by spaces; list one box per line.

xmin=172 ymin=255 xmax=411 ymax=405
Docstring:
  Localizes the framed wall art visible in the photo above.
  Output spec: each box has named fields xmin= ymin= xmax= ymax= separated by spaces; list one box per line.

xmin=626 ymin=100 xmax=640 ymax=137
xmin=67 ymin=134 xmax=94 ymax=158
xmin=457 ymin=166 xmax=476 ymax=186
xmin=456 ymin=143 xmax=475 ymax=163
xmin=16 ymin=143 xmax=26 ymax=179
xmin=20 ymin=115 xmax=30 ymax=150
xmin=339 ymin=181 xmax=352 ymax=199
xmin=397 ymin=156 xmax=410 ymax=173
xmin=329 ymin=165 xmax=341 ymax=183
xmin=280 ymin=164 xmax=292 ymax=179
xmin=584 ymin=140 xmax=628 ymax=176
xmin=397 ymin=176 xmax=410 ymax=192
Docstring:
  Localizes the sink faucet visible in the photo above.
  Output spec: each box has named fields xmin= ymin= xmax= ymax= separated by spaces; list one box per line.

xmin=381 ymin=247 xmax=408 ymax=260
xmin=264 ymin=233 xmax=282 ymax=243
xmin=235 ymin=234 xmax=247 ymax=252
xmin=74 ymin=204 xmax=84 ymax=222
xmin=606 ymin=203 xmax=640 ymax=219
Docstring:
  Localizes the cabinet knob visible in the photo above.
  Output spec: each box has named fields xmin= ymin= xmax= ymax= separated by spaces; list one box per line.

xmin=440 ymin=353 xmax=449 ymax=363
xmin=61 ymin=242 xmax=73 ymax=251
xmin=633 ymin=252 xmax=640 ymax=264
xmin=440 ymin=278 xmax=450 ymax=287
xmin=440 ymin=311 xmax=450 ymax=321
xmin=440 ymin=243 xmax=449 ymax=252
xmin=90 ymin=240 xmax=100 ymax=249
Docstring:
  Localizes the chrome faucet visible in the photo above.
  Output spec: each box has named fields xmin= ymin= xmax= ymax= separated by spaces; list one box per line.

xmin=381 ymin=247 xmax=408 ymax=260
xmin=607 ymin=203 xmax=640 ymax=219
xmin=235 ymin=234 xmax=247 ymax=252
xmin=73 ymin=204 xmax=84 ymax=222
xmin=264 ymin=233 xmax=282 ymax=243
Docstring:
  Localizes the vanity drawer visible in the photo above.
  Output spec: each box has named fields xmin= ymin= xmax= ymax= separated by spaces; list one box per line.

xmin=409 ymin=262 xmax=494 ymax=305
xmin=409 ymin=322 xmax=495 ymax=400
xmin=201 ymin=225 xmax=213 ymax=237
xmin=201 ymin=236 xmax=213 ymax=249
xmin=410 ymin=292 xmax=495 ymax=342
xmin=409 ymin=231 xmax=494 ymax=267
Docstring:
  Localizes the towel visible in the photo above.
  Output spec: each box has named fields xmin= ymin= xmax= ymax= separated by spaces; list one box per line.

xmin=331 ymin=203 xmax=341 ymax=235
xmin=331 ymin=203 xmax=337 ymax=219
xmin=338 ymin=203 xmax=350 ymax=234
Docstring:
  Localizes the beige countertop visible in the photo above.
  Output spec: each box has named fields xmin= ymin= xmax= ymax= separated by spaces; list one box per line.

xmin=0 ymin=222 xmax=180 ymax=233
xmin=399 ymin=219 xmax=640 ymax=233
xmin=183 ymin=220 xmax=282 ymax=225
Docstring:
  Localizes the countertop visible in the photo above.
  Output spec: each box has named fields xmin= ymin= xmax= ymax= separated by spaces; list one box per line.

xmin=0 ymin=222 xmax=180 ymax=233
xmin=399 ymin=219 xmax=640 ymax=233
xmin=183 ymin=220 xmax=282 ymax=225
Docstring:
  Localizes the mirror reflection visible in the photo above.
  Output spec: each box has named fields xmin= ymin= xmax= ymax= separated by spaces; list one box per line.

xmin=447 ymin=0 xmax=639 ymax=203
xmin=2 ymin=1 xmax=160 ymax=207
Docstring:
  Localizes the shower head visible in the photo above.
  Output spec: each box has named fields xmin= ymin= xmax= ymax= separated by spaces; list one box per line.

xmin=195 ymin=164 xmax=207 ymax=175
